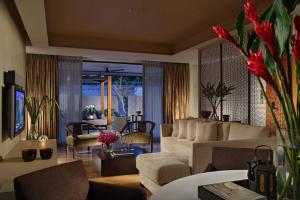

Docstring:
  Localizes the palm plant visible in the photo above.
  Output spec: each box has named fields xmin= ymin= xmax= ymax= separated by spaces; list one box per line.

xmin=201 ymin=81 xmax=235 ymax=120
xmin=25 ymin=95 xmax=59 ymax=140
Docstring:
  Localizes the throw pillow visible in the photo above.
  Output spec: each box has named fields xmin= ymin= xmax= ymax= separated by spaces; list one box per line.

xmin=217 ymin=122 xmax=231 ymax=141
xmin=171 ymin=119 xmax=179 ymax=137
xmin=195 ymin=122 xmax=218 ymax=142
xmin=178 ymin=119 xmax=188 ymax=139
xmin=187 ymin=119 xmax=198 ymax=140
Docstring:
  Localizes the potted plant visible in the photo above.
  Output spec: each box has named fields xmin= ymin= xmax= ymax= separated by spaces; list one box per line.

xmin=201 ymin=81 xmax=234 ymax=120
xmin=25 ymin=96 xmax=59 ymax=140
xmin=84 ymin=105 xmax=97 ymax=120
xmin=213 ymin=0 xmax=300 ymax=198
xmin=97 ymin=131 xmax=119 ymax=153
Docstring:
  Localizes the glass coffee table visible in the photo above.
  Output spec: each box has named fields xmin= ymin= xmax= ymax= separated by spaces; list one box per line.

xmin=93 ymin=145 xmax=144 ymax=177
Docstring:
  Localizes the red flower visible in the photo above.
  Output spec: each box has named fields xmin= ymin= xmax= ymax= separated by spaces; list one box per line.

xmin=254 ymin=21 xmax=278 ymax=60
xmin=292 ymin=16 xmax=300 ymax=63
xmin=98 ymin=132 xmax=119 ymax=146
xmin=246 ymin=50 xmax=274 ymax=86
xmin=212 ymin=25 xmax=243 ymax=52
xmin=244 ymin=0 xmax=258 ymax=24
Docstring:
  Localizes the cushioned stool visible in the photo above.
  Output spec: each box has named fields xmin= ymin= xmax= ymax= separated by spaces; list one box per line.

xmin=136 ymin=152 xmax=190 ymax=193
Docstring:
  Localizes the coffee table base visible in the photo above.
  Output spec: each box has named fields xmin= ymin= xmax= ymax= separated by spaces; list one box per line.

xmin=93 ymin=149 xmax=138 ymax=177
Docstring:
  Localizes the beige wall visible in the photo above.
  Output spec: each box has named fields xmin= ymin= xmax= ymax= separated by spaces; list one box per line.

xmin=0 ymin=0 xmax=26 ymax=157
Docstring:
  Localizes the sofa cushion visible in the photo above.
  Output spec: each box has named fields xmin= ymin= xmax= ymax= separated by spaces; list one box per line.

xmin=161 ymin=137 xmax=194 ymax=152
xmin=228 ymin=123 xmax=270 ymax=140
xmin=171 ymin=120 xmax=179 ymax=137
xmin=178 ymin=119 xmax=188 ymax=139
xmin=217 ymin=122 xmax=231 ymax=141
xmin=194 ymin=122 xmax=218 ymax=142
xmin=136 ymin=153 xmax=190 ymax=185
xmin=187 ymin=120 xmax=198 ymax=140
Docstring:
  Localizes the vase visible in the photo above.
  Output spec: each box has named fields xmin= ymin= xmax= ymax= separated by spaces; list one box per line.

xmin=105 ymin=143 xmax=113 ymax=153
xmin=210 ymin=107 xmax=219 ymax=121
xmin=87 ymin=114 xmax=94 ymax=120
xmin=29 ymin=123 xmax=38 ymax=140
xmin=22 ymin=149 xmax=37 ymax=162
xmin=277 ymin=129 xmax=300 ymax=200
xmin=40 ymin=148 xmax=53 ymax=160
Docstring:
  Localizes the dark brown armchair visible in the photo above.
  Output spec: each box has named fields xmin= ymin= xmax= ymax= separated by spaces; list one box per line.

xmin=120 ymin=121 xmax=155 ymax=152
xmin=14 ymin=160 xmax=147 ymax=200
xmin=65 ymin=122 xmax=104 ymax=158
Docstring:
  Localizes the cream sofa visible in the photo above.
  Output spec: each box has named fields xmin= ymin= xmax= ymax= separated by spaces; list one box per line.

xmin=136 ymin=119 xmax=276 ymax=193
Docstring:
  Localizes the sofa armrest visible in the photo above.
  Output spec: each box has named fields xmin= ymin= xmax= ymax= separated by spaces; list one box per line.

xmin=88 ymin=181 xmax=147 ymax=200
xmin=189 ymin=137 xmax=277 ymax=174
xmin=160 ymin=124 xmax=173 ymax=138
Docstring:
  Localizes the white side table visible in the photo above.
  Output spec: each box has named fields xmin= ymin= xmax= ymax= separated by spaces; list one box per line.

xmin=151 ymin=170 xmax=248 ymax=200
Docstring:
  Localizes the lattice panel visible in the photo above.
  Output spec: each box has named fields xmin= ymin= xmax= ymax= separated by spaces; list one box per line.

xmin=250 ymin=75 xmax=266 ymax=126
xmin=222 ymin=42 xmax=249 ymax=123
xmin=200 ymin=45 xmax=221 ymax=118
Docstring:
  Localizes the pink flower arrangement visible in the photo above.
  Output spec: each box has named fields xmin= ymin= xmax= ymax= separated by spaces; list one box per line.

xmin=97 ymin=131 xmax=119 ymax=146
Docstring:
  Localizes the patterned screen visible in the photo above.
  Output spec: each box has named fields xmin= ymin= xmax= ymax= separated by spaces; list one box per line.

xmin=200 ymin=45 xmax=221 ymax=118
xmin=222 ymin=42 xmax=249 ymax=123
xmin=200 ymin=42 xmax=266 ymax=125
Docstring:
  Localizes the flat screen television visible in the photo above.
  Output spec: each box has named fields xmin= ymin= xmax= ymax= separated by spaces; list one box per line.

xmin=3 ymin=85 xmax=25 ymax=137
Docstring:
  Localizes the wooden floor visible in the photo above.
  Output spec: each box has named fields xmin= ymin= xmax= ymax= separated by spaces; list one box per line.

xmin=57 ymin=144 xmax=160 ymax=198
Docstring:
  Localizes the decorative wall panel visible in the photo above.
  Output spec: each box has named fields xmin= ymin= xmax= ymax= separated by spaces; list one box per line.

xmin=222 ymin=43 xmax=249 ymax=123
xmin=200 ymin=45 xmax=221 ymax=118
xmin=200 ymin=42 xmax=267 ymax=125
xmin=250 ymin=75 xmax=267 ymax=126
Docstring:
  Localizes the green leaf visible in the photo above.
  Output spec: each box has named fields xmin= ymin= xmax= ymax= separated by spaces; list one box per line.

xmin=274 ymin=0 xmax=291 ymax=56
xmin=264 ymin=46 xmax=277 ymax=77
xmin=282 ymin=0 xmax=300 ymax=13
xmin=247 ymin=33 xmax=261 ymax=53
xmin=260 ymin=3 xmax=275 ymax=21
xmin=236 ymin=10 xmax=246 ymax=46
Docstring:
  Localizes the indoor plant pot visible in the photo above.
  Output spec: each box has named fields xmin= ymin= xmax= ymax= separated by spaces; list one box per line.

xmin=22 ymin=149 xmax=37 ymax=162
xmin=40 ymin=148 xmax=53 ymax=160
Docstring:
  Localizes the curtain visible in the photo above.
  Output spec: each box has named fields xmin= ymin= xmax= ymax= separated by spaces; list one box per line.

xmin=163 ymin=62 xmax=190 ymax=123
xmin=26 ymin=54 xmax=58 ymax=139
xmin=144 ymin=63 xmax=163 ymax=141
xmin=58 ymin=56 xmax=82 ymax=144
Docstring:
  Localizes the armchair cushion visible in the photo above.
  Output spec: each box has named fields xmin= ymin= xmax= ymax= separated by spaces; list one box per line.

xmin=66 ymin=134 xmax=99 ymax=146
xmin=121 ymin=132 xmax=151 ymax=144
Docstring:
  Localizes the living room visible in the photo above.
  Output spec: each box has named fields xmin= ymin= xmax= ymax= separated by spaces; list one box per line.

xmin=1 ymin=0 xmax=300 ymax=199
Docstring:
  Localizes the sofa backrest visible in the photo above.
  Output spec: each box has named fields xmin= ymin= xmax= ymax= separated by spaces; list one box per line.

xmin=14 ymin=160 xmax=89 ymax=200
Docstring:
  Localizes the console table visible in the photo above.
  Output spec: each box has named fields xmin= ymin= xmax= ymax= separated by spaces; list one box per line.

xmin=151 ymin=170 xmax=248 ymax=200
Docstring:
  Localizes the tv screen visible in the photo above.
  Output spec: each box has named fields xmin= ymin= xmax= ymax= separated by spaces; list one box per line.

xmin=15 ymin=89 xmax=25 ymax=134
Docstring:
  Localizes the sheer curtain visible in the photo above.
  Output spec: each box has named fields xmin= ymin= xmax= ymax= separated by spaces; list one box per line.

xmin=58 ymin=56 xmax=82 ymax=144
xmin=144 ymin=63 xmax=163 ymax=142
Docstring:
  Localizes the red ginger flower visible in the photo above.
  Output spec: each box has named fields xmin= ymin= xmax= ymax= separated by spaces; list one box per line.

xmin=246 ymin=50 xmax=274 ymax=86
xmin=244 ymin=0 xmax=258 ymax=24
xmin=98 ymin=131 xmax=119 ymax=146
xmin=292 ymin=16 xmax=300 ymax=63
xmin=212 ymin=25 xmax=243 ymax=52
xmin=254 ymin=21 xmax=278 ymax=60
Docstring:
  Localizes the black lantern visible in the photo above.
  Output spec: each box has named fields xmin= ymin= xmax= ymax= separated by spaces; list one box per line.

xmin=248 ymin=145 xmax=276 ymax=199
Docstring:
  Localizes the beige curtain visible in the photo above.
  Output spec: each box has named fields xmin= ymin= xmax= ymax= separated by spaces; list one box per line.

xmin=26 ymin=54 xmax=58 ymax=139
xmin=163 ymin=62 xmax=190 ymax=123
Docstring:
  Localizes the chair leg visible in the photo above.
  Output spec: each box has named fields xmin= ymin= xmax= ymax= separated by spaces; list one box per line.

xmin=150 ymin=140 xmax=153 ymax=153
xmin=88 ymin=146 xmax=90 ymax=152
xmin=65 ymin=145 xmax=68 ymax=155
xmin=73 ymin=147 xmax=75 ymax=158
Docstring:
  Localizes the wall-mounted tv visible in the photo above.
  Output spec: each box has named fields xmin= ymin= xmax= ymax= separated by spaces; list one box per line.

xmin=3 ymin=85 xmax=25 ymax=138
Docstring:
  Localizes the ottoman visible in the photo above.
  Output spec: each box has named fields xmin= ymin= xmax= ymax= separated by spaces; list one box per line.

xmin=136 ymin=152 xmax=191 ymax=193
